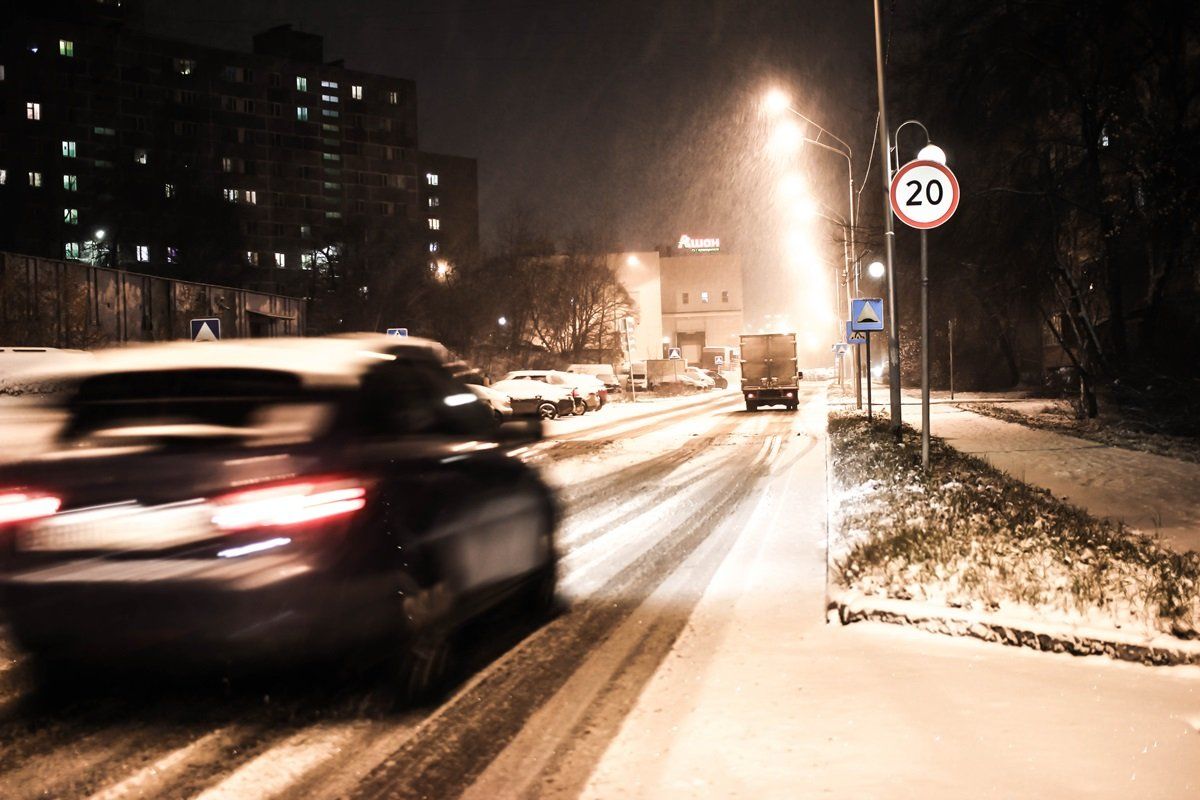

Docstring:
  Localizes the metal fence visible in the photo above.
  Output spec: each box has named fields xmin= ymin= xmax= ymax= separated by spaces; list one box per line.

xmin=0 ymin=252 xmax=306 ymax=348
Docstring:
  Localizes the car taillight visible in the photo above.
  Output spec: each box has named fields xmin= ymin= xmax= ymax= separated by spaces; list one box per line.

xmin=747 ymin=393 xmax=756 ymax=398
xmin=0 ymin=491 xmax=62 ymax=526
xmin=211 ymin=478 xmax=367 ymax=531
xmin=571 ymin=388 xmax=581 ymax=398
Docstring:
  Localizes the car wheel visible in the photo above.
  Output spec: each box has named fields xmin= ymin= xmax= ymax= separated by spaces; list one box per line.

xmin=746 ymin=401 xmax=758 ymax=412
xmin=394 ymin=628 xmax=454 ymax=705
xmin=520 ymin=560 xmax=559 ymax=620
xmin=572 ymin=399 xmax=587 ymax=416
xmin=538 ymin=401 xmax=558 ymax=420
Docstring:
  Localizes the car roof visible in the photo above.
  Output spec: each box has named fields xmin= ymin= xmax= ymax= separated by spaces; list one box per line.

xmin=17 ymin=334 xmax=450 ymax=390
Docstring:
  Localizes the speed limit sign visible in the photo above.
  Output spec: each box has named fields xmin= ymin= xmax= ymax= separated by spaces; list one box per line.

xmin=889 ymin=159 xmax=960 ymax=229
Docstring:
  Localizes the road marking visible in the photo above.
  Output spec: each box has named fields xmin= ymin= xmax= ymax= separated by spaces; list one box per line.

xmin=86 ymin=727 xmax=236 ymax=800
xmin=192 ymin=722 xmax=366 ymax=800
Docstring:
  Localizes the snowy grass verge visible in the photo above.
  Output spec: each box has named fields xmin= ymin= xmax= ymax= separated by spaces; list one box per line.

xmin=960 ymin=400 xmax=1200 ymax=465
xmin=829 ymin=412 xmax=1200 ymax=642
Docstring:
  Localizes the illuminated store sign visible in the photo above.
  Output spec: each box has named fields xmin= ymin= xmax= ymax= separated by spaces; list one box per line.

xmin=677 ymin=234 xmax=720 ymax=253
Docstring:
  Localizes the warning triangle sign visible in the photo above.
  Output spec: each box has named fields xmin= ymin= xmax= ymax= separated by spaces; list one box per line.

xmin=194 ymin=322 xmax=218 ymax=342
xmin=855 ymin=303 xmax=880 ymax=326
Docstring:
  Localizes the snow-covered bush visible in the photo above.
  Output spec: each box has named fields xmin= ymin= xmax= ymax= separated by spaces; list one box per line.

xmin=829 ymin=412 xmax=1200 ymax=638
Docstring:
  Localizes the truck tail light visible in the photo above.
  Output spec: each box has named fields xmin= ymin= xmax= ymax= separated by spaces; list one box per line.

xmin=0 ymin=491 xmax=62 ymax=526
xmin=211 ymin=478 xmax=367 ymax=531
xmin=747 ymin=392 xmax=756 ymax=399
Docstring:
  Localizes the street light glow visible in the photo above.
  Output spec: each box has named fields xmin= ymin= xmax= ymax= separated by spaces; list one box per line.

xmin=763 ymin=88 xmax=791 ymax=116
xmin=768 ymin=119 xmax=803 ymax=158
xmin=498 ymin=316 xmax=507 ymax=327
xmin=94 ymin=229 xmax=106 ymax=241
xmin=626 ymin=255 xmax=640 ymax=267
xmin=917 ymin=143 xmax=947 ymax=164
xmin=868 ymin=260 xmax=886 ymax=279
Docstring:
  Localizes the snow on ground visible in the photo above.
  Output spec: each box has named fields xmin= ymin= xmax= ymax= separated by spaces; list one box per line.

xmin=582 ymin=392 xmax=1200 ymax=799
xmin=866 ymin=390 xmax=1200 ymax=555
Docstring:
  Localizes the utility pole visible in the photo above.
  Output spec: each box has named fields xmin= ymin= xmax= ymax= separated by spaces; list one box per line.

xmin=948 ymin=319 xmax=955 ymax=400
xmin=872 ymin=0 xmax=902 ymax=431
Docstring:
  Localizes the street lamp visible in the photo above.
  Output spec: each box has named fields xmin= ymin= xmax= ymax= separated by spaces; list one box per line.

xmin=498 ymin=316 xmax=507 ymax=327
xmin=867 ymin=260 xmax=886 ymax=279
xmin=94 ymin=229 xmax=106 ymax=241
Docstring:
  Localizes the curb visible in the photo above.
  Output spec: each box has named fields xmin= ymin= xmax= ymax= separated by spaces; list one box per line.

xmin=830 ymin=593 xmax=1200 ymax=667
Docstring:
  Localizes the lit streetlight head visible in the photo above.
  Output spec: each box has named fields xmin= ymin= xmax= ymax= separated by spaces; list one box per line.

xmin=497 ymin=316 xmax=507 ymax=327
xmin=868 ymin=260 xmax=886 ymax=279
xmin=763 ymin=88 xmax=791 ymax=116
xmin=626 ymin=255 xmax=640 ymax=267
xmin=768 ymin=119 xmax=803 ymax=158
xmin=94 ymin=229 xmax=106 ymax=241
xmin=662 ymin=336 xmax=671 ymax=344
xmin=917 ymin=143 xmax=947 ymax=164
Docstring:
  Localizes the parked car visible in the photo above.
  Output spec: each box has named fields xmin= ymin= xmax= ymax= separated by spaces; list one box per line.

xmin=502 ymin=370 xmax=604 ymax=412
xmin=684 ymin=366 xmax=716 ymax=390
xmin=702 ymin=369 xmax=729 ymax=389
xmin=566 ymin=364 xmax=621 ymax=394
xmin=626 ymin=362 xmax=649 ymax=392
xmin=490 ymin=378 xmax=576 ymax=420
xmin=0 ymin=335 xmax=557 ymax=698
xmin=466 ymin=383 xmax=513 ymax=419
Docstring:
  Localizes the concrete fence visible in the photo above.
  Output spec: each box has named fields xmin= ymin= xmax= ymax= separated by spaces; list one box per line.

xmin=0 ymin=252 xmax=306 ymax=348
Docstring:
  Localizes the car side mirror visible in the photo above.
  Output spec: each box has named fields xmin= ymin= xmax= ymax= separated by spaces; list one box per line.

xmin=497 ymin=417 xmax=543 ymax=444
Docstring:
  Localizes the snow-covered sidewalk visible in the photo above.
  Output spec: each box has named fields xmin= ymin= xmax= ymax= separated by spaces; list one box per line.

xmin=880 ymin=391 xmax=1200 ymax=554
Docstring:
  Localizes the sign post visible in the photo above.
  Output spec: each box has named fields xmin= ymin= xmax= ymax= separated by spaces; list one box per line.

xmin=890 ymin=158 xmax=960 ymax=469
xmin=848 ymin=302 xmax=882 ymax=420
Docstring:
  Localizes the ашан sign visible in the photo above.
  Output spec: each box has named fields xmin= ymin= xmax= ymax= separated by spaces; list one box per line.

xmin=677 ymin=234 xmax=720 ymax=253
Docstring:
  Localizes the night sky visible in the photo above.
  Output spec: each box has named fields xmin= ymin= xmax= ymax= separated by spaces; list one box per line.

xmin=143 ymin=0 xmax=882 ymax=324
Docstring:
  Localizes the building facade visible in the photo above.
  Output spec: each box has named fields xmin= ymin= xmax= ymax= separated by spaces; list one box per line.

xmin=419 ymin=151 xmax=480 ymax=274
xmin=0 ymin=1 xmax=479 ymax=299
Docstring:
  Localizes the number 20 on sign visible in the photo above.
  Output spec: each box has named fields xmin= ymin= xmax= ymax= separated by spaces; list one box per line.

xmin=889 ymin=159 xmax=960 ymax=230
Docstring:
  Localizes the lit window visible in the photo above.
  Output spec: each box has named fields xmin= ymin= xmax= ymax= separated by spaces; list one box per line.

xmin=351 ymin=85 xmax=363 ymax=100
xmin=682 ymin=292 xmax=689 ymax=304
xmin=64 ymin=242 xmax=80 ymax=260
xmin=300 ymin=224 xmax=311 ymax=237
xmin=136 ymin=245 xmax=149 ymax=262
xmin=721 ymin=290 xmax=729 ymax=303
xmin=29 ymin=172 xmax=43 ymax=187
xmin=325 ymin=211 xmax=342 ymax=219
xmin=428 ymin=242 xmax=438 ymax=253
xmin=0 ymin=169 xmax=6 ymax=185
xmin=321 ymin=94 xmax=338 ymax=103
xmin=388 ymin=90 xmax=399 ymax=104
xmin=428 ymin=218 xmax=440 ymax=231
xmin=300 ymin=253 xmax=315 ymax=270
xmin=164 ymin=183 xmax=175 ymax=198
xmin=94 ymin=126 xmax=115 ymax=136
xmin=274 ymin=252 xmax=286 ymax=268
xmin=296 ymin=76 xmax=307 ymax=91
xmin=221 ymin=157 xmax=233 ymax=172
xmin=700 ymin=291 xmax=709 ymax=303
xmin=223 ymin=188 xmax=238 ymax=202
xmin=166 ymin=246 xmax=179 ymax=263
xmin=428 ymin=196 xmax=439 ymax=208
xmin=26 ymin=102 xmax=40 ymax=120
xmin=426 ymin=172 xmax=439 ymax=186
xmin=320 ymin=80 xmax=339 ymax=89
xmin=296 ymin=106 xmax=309 ymax=121
xmin=63 ymin=208 xmax=78 ymax=224
xmin=59 ymin=40 xmax=74 ymax=57
xmin=134 ymin=149 xmax=148 ymax=165
xmin=246 ymin=251 xmax=259 ymax=266
xmin=175 ymin=58 xmax=195 ymax=75
xmin=63 ymin=174 xmax=77 ymax=191
xmin=321 ymin=109 xmax=340 ymax=118
xmin=62 ymin=140 xmax=76 ymax=158
xmin=243 ymin=190 xmax=257 ymax=204
xmin=0 ymin=65 xmax=6 ymax=81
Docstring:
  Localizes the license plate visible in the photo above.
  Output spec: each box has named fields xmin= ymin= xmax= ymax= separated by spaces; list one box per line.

xmin=16 ymin=501 xmax=217 ymax=553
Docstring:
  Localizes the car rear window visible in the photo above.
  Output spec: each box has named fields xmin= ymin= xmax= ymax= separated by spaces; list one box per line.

xmin=63 ymin=368 xmax=316 ymax=439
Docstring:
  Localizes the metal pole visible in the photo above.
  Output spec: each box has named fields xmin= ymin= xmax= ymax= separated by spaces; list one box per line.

xmin=626 ymin=324 xmax=637 ymax=403
xmin=873 ymin=0 xmax=902 ymax=431
xmin=921 ymin=230 xmax=930 ymax=470
xmin=948 ymin=319 xmax=955 ymax=400
xmin=865 ymin=333 xmax=873 ymax=419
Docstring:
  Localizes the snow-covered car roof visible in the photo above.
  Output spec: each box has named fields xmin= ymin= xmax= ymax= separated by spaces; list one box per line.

xmin=490 ymin=379 xmax=573 ymax=400
xmin=13 ymin=334 xmax=450 ymax=391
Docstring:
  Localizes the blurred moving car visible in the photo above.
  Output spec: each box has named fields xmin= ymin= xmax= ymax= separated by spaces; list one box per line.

xmin=684 ymin=367 xmax=716 ymax=390
xmin=490 ymin=378 xmax=576 ymax=420
xmin=702 ymin=369 xmax=729 ymax=389
xmin=0 ymin=335 xmax=557 ymax=697
xmin=466 ymin=383 xmax=513 ymax=419
xmin=501 ymin=370 xmax=605 ymax=412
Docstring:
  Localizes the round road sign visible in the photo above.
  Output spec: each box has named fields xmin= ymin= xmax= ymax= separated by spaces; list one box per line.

xmin=889 ymin=159 xmax=960 ymax=229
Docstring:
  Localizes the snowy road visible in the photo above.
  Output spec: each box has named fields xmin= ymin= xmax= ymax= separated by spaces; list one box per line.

xmin=1 ymin=385 xmax=1198 ymax=798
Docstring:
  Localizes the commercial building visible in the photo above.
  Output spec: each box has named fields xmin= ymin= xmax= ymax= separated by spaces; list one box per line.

xmin=609 ymin=236 xmax=744 ymax=365
xmin=0 ymin=0 xmax=479 ymax=297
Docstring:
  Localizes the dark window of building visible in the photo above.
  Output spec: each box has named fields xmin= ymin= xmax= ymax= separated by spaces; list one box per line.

xmin=722 ymin=290 xmax=729 ymax=303
xmin=682 ymin=292 xmax=689 ymax=305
